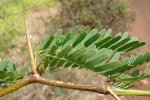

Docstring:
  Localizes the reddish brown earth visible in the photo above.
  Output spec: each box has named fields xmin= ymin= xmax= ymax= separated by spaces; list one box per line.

xmin=128 ymin=0 xmax=150 ymax=51
xmin=124 ymin=0 xmax=150 ymax=100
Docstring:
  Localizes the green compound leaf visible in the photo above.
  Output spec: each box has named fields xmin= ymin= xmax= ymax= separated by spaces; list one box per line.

xmin=35 ymin=26 xmax=149 ymax=88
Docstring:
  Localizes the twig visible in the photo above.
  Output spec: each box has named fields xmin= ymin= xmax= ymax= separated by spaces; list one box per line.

xmin=0 ymin=75 xmax=150 ymax=97
xmin=0 ymin=79 xmax=32 ymax=96
xmin=32 ymin=76 xmax=108 ymax=94
xmin=0 ymin=76 xmax=108 ymax=97
xmin=115 ymin=88 xmax=150 ymax=96
xmin=24 ymin=19 xmax=38 ymax=74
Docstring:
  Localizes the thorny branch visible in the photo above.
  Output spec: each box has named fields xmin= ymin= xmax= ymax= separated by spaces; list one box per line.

xmin=2 ymin=18 xmax=150 ymax=99
xmin=0 ymin=18 xmax=121 ymax=100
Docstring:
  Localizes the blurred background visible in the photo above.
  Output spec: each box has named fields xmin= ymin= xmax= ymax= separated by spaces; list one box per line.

xmin=0 ymin=0 xmax=150 ymax=100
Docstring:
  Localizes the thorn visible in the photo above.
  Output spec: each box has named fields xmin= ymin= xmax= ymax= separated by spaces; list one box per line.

xmin=107 ymin=86 xmax=121 ymax=100
xmin=24 ymin=18 xmax=38 ymax=75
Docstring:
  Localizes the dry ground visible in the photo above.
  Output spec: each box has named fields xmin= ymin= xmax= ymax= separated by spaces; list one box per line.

xmin=125 ymin=0 xmax=150 ymax=100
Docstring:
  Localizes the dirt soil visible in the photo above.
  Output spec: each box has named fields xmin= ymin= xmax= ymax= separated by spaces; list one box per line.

xmin=128 ymin=0 xmax=150 ymax=51
xmin=124 ymin=0 xmax=150 ymax=100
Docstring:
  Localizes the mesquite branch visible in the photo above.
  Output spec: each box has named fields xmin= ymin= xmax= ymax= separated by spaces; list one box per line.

xmin=0 ymin=75 xmax=109 ymax=97
xmin=0 ymin=17 xmax=150 ymax=100
xmin=1 ymin=19 xmax=150 ymax=99
xmin=0 ymin=19 xmax=120 ymax=100
xmin=23 ymin=19 xmax=118 ymax=99
xmin=23 ymin=18 xmax=117 ymax=99
xmin=0 ymin=74 xmax=150 ymax=97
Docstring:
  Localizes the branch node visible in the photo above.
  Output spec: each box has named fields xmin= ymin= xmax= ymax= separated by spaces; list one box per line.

xmin=107 ymin=86 xmax=120 ymax=100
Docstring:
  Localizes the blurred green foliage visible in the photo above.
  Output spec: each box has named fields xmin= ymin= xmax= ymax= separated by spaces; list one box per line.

xmin=0 ymin=0 xmax=56 ymax=52
xmin=50 ymin=0 xmax=135 ymax=33
xmin=0 ymin=59 xmax=27 ymax=87
xmin=0 ymin=0 xmax=135 ymax=55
